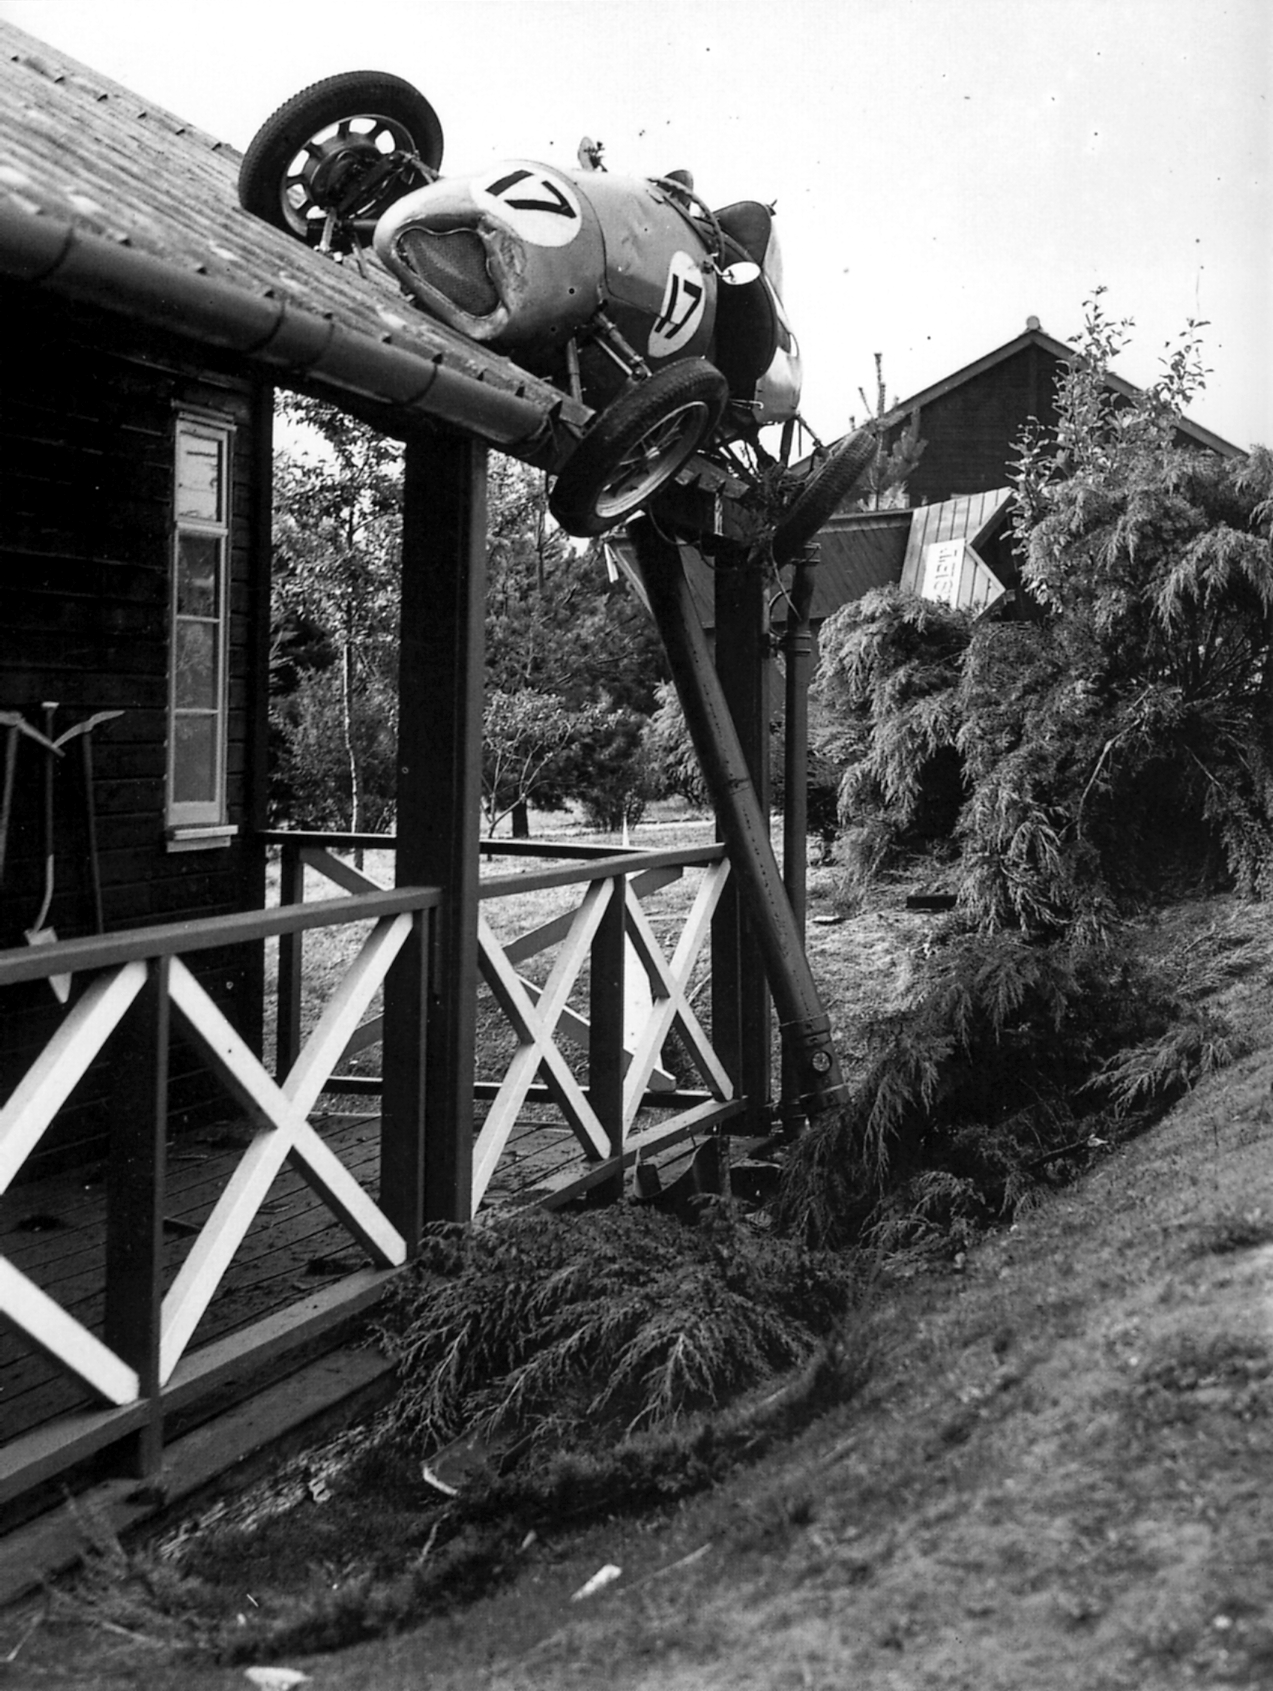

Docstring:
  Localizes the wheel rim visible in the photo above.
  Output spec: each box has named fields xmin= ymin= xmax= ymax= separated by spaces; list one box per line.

xmin=593 ymin=400 xmax=713 ymax=521
xmin=281 ymin=113 xmax=426 ymax=240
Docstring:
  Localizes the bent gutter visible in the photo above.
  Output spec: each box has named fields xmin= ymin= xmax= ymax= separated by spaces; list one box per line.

xmin=0 ymin=204 xmax=590 ymax=460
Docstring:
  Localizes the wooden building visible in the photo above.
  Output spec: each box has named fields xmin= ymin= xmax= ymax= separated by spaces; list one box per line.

xmin=0 ymin=22 xmax=587 ymax=1177
xmin=663 ymin=490 xmax=1019 ymax=645
xmin=0 ymin=24 xmax=766 ymax=1551
xmin=876 ymin=318 xmax=1241 ymax=506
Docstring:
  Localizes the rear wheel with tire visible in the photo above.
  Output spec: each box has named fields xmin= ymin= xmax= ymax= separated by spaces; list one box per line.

xmin=770 ymin=428 xmax=877 ymax=565
xmin=549 ymin=361 xmax=729 ymax=538
xmin=238 ymin=71 xmax=444 ymax=251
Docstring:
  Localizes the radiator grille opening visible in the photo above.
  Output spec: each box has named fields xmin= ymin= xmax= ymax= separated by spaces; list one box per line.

xmin=394 ymin=227 xmax=499 ymax=318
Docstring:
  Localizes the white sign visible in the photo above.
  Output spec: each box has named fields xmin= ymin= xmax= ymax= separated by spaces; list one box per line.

xmin=922 ymin=540 xmax=964 ymax=606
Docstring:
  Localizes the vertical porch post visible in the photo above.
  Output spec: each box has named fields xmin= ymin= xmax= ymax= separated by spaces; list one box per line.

xmin=587 ymin=872 xmax=626 ymax=1203
xmin=380 ymin=904 xmax=432 ymax=1246
xmin=103 ymin=956 xmax=169 ymax=1477
xmin=780 ymin=545 xmax=817 ymax=1128
xmin=274 ymin=837 xmax=304 ymax=1082
xmin=388 ymin=427 xmax=487 ymax=1226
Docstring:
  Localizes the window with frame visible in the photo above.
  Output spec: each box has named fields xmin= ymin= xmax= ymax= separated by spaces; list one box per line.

xmin=167 ymin=416 xmax=233 ymax=839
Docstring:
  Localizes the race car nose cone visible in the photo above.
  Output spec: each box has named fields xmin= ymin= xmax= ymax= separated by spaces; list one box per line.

xmin=374 ymin=162 xmax=604 ymax=352
xmin=375 ymin=179 xmax=504 ymax=321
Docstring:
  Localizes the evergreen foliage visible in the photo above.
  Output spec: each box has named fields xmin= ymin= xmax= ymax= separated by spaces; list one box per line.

xmin=814 ymin=589 xmax=970 ymax=893
xmin=781 ymin=299 xmax=1270 ymax=1250
xmin=776 ymin=918 xmax=1251 ymax=1251
xmin=380 ymin=1203 xmax=859 ymax=1460
xmin=816 ymin=296 xmax=1273 ymax=930
xmin=640 ymin=679 xmax=710 ymax=807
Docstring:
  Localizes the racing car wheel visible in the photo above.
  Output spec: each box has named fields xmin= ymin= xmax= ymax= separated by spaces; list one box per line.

xmin=549 ymin=361 xmax=729 ymax=538
xmin=238 ymin=71 xmax=444 ymax=252
xmin=770 ymin=428 xmax=878 ymax=566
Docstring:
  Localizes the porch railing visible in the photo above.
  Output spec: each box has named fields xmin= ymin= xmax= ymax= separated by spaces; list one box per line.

xmin=0 ymin=830 xmax=747 ymax=1505
xmin=0 ymin=883 xmax=438 ymax=1503
xmin=268 ymin=831 xmax=744 ymax=1213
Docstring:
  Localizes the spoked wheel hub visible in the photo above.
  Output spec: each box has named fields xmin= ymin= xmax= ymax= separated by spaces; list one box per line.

xmin=594 ymin=399 xmax=714 ymax=520
xmin=283 ymin=115 xmax=425 ymax=239
xmin=239 ymin=73 xmax=445 ymax=253
xmin=548 ymin=358 xmax=730 ymax=538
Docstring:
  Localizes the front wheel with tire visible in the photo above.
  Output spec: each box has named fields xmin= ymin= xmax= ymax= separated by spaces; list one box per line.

xmin=238 ymin=71 xmax=444 ymax=251
xmin=549 ymin=360 xmax=729 ymax=538
xmin=770 ymin=428 xmax=878 ymax=565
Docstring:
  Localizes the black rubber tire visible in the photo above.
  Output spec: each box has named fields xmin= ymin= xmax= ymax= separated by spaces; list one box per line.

xmin=549 ymin=360 xmax=729 ymax=538
xmin=770 ymin=428 xmax=878 ymax=565
xmin=238 ymin=71 xmax=444 ymax=245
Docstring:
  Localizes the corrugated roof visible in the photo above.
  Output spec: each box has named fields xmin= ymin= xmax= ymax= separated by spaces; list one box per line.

xmin=0 ymin=22 xmax=590 ymax=456
xmin=621 ymin=509 xmax=910 ymax=633
xmin=808 ymin=509 xmax=911 ymax=621
xmin=899 ymin=489 xmax=1014 ymax=593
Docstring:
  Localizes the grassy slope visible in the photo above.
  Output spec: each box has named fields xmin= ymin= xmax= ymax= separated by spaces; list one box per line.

xmin=14 ymin=888 xmax=1273 ymax=1689
xmin=323 ymin=1022 xmax=1273 ymax=1691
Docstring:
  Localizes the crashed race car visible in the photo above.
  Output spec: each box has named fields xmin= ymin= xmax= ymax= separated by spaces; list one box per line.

xmin=238 ymin=71 xmax=873 ymax=547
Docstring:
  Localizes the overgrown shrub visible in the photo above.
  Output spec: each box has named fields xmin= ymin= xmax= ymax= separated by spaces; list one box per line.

xmin=816 ymin=299 xmax=1273 ymax=934
xmin=775 ymin=918 xmax=1251 ymax=1251
xmin=640 ymin=679 xmax=710 ymax=806
xmin=815 ymin=589 xmax=971 ymax=895
xmin=379 ymin=1202 xmax=860 ymax=1460
xmin=789 ymin=308 xmax=1270 ymax=1252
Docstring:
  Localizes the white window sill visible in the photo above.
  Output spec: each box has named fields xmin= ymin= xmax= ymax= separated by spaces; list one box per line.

xmin=165 ymin=824 xmax=238 ymax=854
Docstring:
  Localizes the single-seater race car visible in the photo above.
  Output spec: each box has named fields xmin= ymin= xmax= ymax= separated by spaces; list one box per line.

xmin=238 ymin=72 xmax=873 ymax=550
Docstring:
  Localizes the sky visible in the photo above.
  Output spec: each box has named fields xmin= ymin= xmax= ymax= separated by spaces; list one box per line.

xmin=3 ymin=0 xmax=1268 ymax=450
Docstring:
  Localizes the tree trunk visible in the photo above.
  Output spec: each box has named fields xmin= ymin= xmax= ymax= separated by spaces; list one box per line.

xmin=511 ymin=800 xmax=530 ymax=839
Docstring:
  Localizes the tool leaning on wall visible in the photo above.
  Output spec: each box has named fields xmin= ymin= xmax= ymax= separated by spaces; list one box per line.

xmin=0 ymin=706 xmax=124 ymax=1001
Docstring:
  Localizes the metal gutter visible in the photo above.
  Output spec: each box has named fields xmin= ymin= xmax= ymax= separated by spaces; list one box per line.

xmin=0 ymin=203 xmax=589 ymax=457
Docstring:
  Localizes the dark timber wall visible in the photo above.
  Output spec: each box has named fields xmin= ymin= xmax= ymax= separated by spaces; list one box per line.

xmin=886 ymin=340 xmax=1226 ymax=508
xmin=0 ymin=287 xmax=271 ymax=1167
xmin=891 ymin=343 xmax=1057 ymax=505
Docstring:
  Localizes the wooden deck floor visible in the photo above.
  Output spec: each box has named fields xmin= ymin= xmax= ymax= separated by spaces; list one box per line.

xmin=0 ymin=1103 xmax=702 ymax=1451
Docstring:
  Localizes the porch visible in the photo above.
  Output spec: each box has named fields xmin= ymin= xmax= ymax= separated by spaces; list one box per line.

xmin=0 ymin=827 xmax=750 ymax=1528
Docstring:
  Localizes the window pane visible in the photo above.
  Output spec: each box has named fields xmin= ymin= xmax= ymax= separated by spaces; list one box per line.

xmin=177 ymin=534 xmax=220 ymax=616
xmin=174 ymin=621 xmax=217 ymax=709
xmin=172 ymin=715 xmax=217 ymax=805
xmin=176 ymin=432 xmax=224 ymax=522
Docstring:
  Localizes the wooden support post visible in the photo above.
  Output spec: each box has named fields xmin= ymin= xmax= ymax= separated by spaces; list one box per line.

xmin=275 ymin=838 xmax=304 ymax=1082
xmin=780 ymin=546 xmax=817 ymax=1129
xmin=711 ymin=547 xmax=772 ymax=1129
xmin=586 ymin=875 xmax=626 ymax=1204
xmin=630 ymin=517 xmax=846 ymax=1119
xmin=381 ymin=906 xmax=431 ymax=1248
xmin=395 ymin=429 xmax=487 ymax=1223
xmin=103 ymin=957 xmax=168 ymax=1477
xmin=242 ymin=377 xmax=275 ymax=1059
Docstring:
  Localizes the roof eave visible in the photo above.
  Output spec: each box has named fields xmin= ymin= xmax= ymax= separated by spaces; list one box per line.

xmin=0 ymin=201 xmax=590 ymax=460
